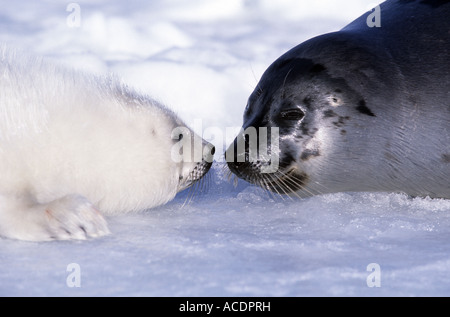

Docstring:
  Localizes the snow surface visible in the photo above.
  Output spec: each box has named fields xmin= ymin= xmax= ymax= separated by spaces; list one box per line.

xmin=1 ymin=0 xmax=450 ymax=297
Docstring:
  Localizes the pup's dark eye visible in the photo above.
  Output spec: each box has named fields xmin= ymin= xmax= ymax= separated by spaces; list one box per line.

xmin=280 ymin=109 xmax=305 ymax=120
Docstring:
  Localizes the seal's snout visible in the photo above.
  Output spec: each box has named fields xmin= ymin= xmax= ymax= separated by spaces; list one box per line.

xmin=225 ymin=136 xmax=307 ymax=194
xmin=225 ymin=136 xmax=261 ymax=181
xmin=204 ymin=143 xmax=215 ymax=164
xmin=198 ymin=143 xmax=215 ymax=179
xmin=227 ymin=161 xmax=259 ymax=183
xmin=178 ymin=141 xmax=215 ymax=192
xmin=193 ymin=141 xmax=215 ymax=178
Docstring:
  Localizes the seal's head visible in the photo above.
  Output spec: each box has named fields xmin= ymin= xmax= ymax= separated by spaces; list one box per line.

xmin=117 ymin=100 xmax=215 ymax=207
xmin=171 ymin=120 xmax=216 ymax=193
xmin=226 ymin=42 xmax=382 ymax=197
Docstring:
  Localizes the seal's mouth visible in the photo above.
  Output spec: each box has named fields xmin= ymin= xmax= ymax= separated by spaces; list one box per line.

xmin=178 ymin=161 xmax=213 ymax=192
xmin=228 ymin=162 xmax=308 ymax=195
xmin=259 ymin=168 xmax=308 ymax=194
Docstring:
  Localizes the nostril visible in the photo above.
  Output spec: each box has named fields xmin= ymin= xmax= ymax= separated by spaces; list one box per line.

xmin=210 ymin=146 xmax=216 ymax=155
xmin=232 ymin=161 xmax=244 ymax=167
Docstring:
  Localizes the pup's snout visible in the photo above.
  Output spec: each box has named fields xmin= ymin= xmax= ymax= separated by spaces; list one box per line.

xmin=203 ymin=142 xmax=215 ymax=163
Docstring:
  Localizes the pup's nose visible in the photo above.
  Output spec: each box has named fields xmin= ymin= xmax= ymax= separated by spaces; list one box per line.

xmin=203 ymin=142 xmax=215 ymax=163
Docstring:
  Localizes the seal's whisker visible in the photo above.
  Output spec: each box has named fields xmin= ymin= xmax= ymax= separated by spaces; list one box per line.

xmin=274 ymin=175 xmax=304 ymax=200
xmin=190 ymin=178 xmax=202 ymax=202
xmin=265 ymin=169 xmax=310 ymax=199
xmin=204 ymin=171 xmax=213 ymax=192
xmin=276 ymin=169 xmax=318 ymax=198
xmin=220 ymin=162 xmax=229 ymax=172
xmin=281 ymin=175 xmax=312 ymax=199
xmin=260 ymin=174 xmax=283 ymax=200
xmin=233 ymin=175 xmax=239 ymax=187
xmin=219 ymin=161 xmax=237 ymax=184
xmin=199 ymin=173 xmax=206 ymax=193
xmin=227 ymin=170 xmax=234 ymax=182
xmin=310 ymin=181 xmax=330 ymax=196
xmin=266 ymin=173 xmax=292 ymax=200
xmin=180 ymin=193 xmax=190 ymax=208
xmin=181 ymin=182 xmax=195 ymax=208
xmin=266 ymin=173 xmax=288 ymax=195
xmin=180 ymin=166 xmax=210 ymax=208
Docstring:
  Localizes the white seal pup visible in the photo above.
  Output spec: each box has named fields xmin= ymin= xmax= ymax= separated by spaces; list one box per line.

xmin=0 ymin=47 xmax=214 ymax=241
xmin=226 ymin=0 xmax=450 ymax=199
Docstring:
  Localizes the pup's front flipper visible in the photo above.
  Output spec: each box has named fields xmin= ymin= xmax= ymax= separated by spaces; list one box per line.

xmin=0 ymin=194 xmax=110 ymax=241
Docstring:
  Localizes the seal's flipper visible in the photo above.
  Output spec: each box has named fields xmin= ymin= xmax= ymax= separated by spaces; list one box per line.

xmin=0 ymin=194 xmax=110 ymax=241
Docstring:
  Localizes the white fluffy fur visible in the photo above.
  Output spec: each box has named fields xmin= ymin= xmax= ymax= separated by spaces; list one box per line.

xmin=0 ymin=46 xmax=211 ymax=241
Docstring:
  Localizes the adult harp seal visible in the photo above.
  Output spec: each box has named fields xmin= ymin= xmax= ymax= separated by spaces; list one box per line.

xmin=226 ymin=0 xmax=450 ymax=199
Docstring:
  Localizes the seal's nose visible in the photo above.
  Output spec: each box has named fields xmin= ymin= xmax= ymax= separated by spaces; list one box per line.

xmin=225 ymin=137 xmax=250 ymax=178
xmin=203 ymin=143 xmax=215 ymax=163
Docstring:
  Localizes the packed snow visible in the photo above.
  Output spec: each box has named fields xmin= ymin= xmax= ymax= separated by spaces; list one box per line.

xmin=1 ymin=0 xmax=450 ymax=297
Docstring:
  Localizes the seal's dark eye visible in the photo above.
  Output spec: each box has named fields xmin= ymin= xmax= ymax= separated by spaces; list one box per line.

xmin=280 ymin=109 xmax=305 ymax=120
